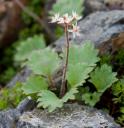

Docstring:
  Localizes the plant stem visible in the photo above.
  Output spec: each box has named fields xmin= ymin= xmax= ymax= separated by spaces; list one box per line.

xmin=60 ymin=24 xmax=69 ymax=97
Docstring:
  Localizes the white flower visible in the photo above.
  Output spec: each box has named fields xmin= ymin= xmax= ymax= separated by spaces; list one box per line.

xmin=57 ymin=17 xmax=65 ymax=24
xmin=50 ymin=13 xmax=60 ymax=23
xmin=72 ymin=11 xmax=82 ymax=21
xmin=68 ymin=24 xmax=81 ymax=38
xmin=58 ymin=13 xmax=72 ymax=24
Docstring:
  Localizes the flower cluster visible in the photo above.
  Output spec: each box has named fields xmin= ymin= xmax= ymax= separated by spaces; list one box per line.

xmin=50 ymin=12 xmax=81 ymax=38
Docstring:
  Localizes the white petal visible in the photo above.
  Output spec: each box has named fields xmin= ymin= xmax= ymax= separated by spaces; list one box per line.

xmin=58 ymin=18 xmax=64 ymax=24
xmin=68 ymin=29 xmax=73 ymax=33
xmin=50 ymin=13 xmax=60 ymax=23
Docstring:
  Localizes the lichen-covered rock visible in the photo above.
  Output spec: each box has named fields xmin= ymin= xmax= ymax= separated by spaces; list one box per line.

xmin=0 ymin=109 xmax=21 ymax=128
xmin=17 ymin=103 xmax=120 ymax=128
xmin=0 ymin=99 xmax=36 ymax=128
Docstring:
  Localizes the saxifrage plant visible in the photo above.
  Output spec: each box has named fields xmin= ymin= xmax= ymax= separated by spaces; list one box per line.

xmin=21 ymin=12 xmax=118 ymax=112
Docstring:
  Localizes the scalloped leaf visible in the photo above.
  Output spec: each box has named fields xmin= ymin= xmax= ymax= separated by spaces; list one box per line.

xmin=62 ymin=88 xmax=78 ymax=102
xmin=27 ymin=47 xmax=61 ymax=76
xmin=15 ymin=35 xmax=46 ymax=61
xmin=89 ymin=64 xmax=118 ymax=93
xmin=37 ymin=90 xmax=63 ymax=112
xmin=67 ymin=63 xmax=94 ymax=87
xmin=82 ymin=92 xmax=101 ymax=107
xmin=50 ymin=0 xmax=84 ymax=15
xmin=22 ymin=75 xmax=48 ymax=95
xmin=66 ymin=42 xmax=99 ymax=66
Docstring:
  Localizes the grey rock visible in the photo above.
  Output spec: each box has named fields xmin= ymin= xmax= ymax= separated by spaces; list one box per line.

xmin=17 ymin=103 xmax=120 ymax=128
xmin=84 ymin=0 xmax=107 ymax=15
xmin=17 ymin=98 xmax=36 ymax=114
xmin=84 ymin=0 xmax=124 ymax=15
xmin=0 ymin=99 xmax=36 ymax=128
xmin=54 ymin=10 xmax=124 ymax=53
xmin=0 ymin=109 xmax=21 ymax=128
xmin=104 ymin=0 xmax=124 ymax=10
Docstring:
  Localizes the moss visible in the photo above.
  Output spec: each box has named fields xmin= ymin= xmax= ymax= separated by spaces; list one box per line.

xmin=0 ymin=83 xmax=25 ymax=110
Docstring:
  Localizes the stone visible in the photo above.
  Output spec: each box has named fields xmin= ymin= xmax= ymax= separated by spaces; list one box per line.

xmin=0 ymin=99 xmax=36 ymax=128
xmin=0 ymin=109 xmax=21 ymax=128
xmin=17 ymin=98 xmax=36 ymax=114
xmin=104 ymin=0 xmax=124 ymax=10
xmin=84 ymin=0 xmax=124 ymax=15
xmin=17 ymin=103 xmax=120 ymax=128
xmin=84 ymin=0 xmax=107 ymax=15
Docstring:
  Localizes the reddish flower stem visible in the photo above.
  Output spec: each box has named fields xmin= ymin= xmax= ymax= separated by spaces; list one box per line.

xmin=60 ymin=24 xmax=69 ymax=97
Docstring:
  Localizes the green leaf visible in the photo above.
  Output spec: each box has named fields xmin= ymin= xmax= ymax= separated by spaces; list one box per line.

xmin=15 ymin=35 xmax=46 ymax=61
xmin=22 ymin=75 xmax=48 ymax=95
xmin=66 ymin=42 xmax=99 ymax=66
xmin=27 ymin=47 xmax=60 ymax=76
xmin=37 ymin=90 xmax=63 ymax=112
xmin=50 ymin=0 xmax=84 ymax=15
xmin=62 ymin=88 xmax=78 ymax=102
xmin=89 ymin=64 xmax=118 ymax=93
xmin=67 ymin=63 xmax=94 ymax=87
xmin=82 ymin=92 xmax=101 ymax=107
